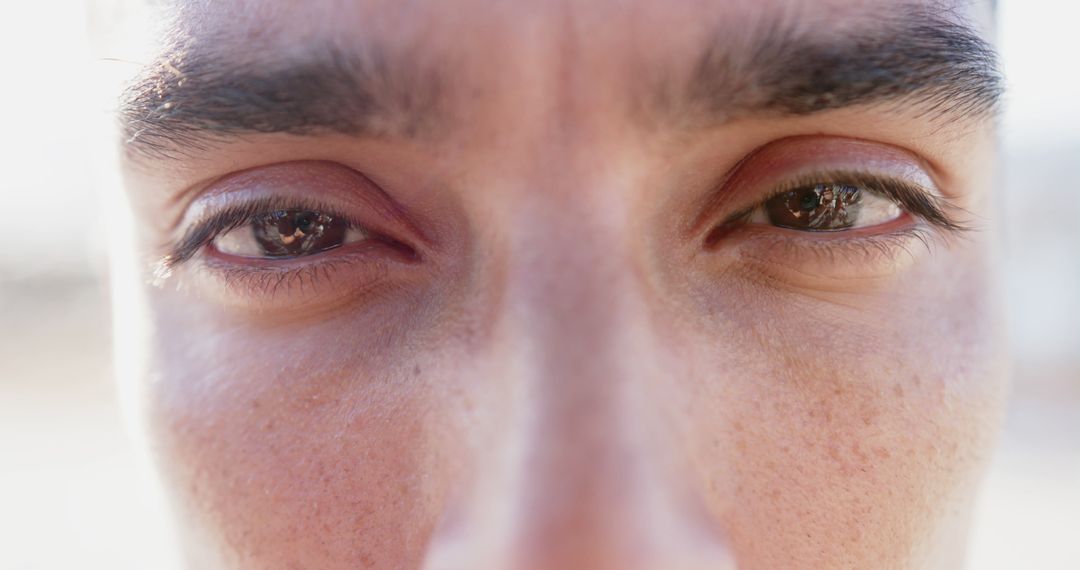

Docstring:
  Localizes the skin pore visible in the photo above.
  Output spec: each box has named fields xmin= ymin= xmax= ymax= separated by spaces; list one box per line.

xmin=112 ymin=0 xmax=1008 ymax=568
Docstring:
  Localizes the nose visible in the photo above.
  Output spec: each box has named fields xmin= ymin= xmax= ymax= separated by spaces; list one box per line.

xmin=421 ymin=195 xmax=737 ymax=570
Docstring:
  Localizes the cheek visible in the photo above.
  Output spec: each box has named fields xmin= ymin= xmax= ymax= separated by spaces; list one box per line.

xmin=141 ymin=295 xmax=453 ymax=570
xmin=685 ymin=255 xmax=1007 ymax=567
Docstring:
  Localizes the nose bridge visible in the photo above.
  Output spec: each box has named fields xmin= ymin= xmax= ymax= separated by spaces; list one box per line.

xmin=423 ymin=183 xmax=736 ymax=570
xmin=505 ymin=179 xmax=651 ymax=459
xmin=508 ymin=199 xmax=650 ymax=558
xmin=508 ymin=184 xmax=645 ymax=407
xmin=487 ymin=191 xmax=663 ymax=567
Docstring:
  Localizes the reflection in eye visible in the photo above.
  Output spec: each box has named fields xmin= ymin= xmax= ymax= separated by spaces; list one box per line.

xmin=214 ymin=209 xmax=370 ymax=258
xmin=750 ymin=183 xmax=901 ymax=231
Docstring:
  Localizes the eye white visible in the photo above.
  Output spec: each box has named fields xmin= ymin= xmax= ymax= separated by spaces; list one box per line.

xmin=851 ymin=190 xmax=902 ymax=228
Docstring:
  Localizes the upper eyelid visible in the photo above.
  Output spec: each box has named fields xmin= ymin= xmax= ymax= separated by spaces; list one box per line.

xmin=170 ymin=160 xmax=436 ymax=242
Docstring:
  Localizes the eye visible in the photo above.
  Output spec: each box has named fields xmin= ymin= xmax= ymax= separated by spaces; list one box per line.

xmin=746 ymin=183 xmax=902 ymax=231
xmin=214 ymin=208 xmax=370 ymax=258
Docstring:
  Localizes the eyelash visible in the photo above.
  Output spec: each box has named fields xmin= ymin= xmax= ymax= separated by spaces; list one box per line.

xmin=698 ymin=169 xmax=974 ymax=277
xmin=154 ymin=195 xmax=388 ymax=284
xmin=724 ymin=169 xmax=968 ymax=233
xmin=733 ymin=221 xmax=942 ymax=267
xmin=199 ymin=248 xmax=388 ymax=298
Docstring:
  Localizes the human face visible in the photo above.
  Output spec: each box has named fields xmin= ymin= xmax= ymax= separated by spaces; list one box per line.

xmin=112 ymin=0 xmax=1007 ymax=568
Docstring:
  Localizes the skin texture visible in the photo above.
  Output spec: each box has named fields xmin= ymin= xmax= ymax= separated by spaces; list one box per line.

xmin=112 ymin=0 xmax=1008 ymax=568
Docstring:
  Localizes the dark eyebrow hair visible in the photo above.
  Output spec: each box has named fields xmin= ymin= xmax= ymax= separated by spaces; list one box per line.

xmin=670 ymin=7 xmax=1003 ymax=127
xmin=120 ymin=42 xmax=443 ymax=158
xmin=120 ymin=7 xmax=1001 ymax=159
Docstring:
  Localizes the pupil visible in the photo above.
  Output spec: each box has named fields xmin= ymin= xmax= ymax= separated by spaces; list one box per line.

xmin=293 ymin=212 xmax=317 ymax=235
xmin=799 ymin=189 xmax=821 ymax=211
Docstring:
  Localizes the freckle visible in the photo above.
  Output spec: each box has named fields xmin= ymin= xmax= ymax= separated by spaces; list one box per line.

xmin=827 ymin=442 xmax=842 ymax=462
xmin=860 ymin=403 xmax=879 ymax=426
xmin=413 ymin=365 xmax=421 ymax=376
xmin=736 ymin=438 xmax=747 ymax=452
xmin=893 ymin=383 xmax=905 ymax=398
xmin=851 ymin=441 xmax=868 ymax=462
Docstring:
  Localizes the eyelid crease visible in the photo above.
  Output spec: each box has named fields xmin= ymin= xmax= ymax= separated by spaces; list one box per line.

xmin=153 ymin=195 xmax=373 ymax=283
xmin=154 ymin=160 xmax=438 ymax=250
xmin=729 ymin=169 xmax=972 ymax=233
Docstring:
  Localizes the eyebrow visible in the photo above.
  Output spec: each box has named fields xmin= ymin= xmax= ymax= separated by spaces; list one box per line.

xmin=672 ymin=8 xmax=1003 ymax=127
xmin=120 ymin=7 xmax=1002 ymax=159
xmin=120 ymin=43 xmax=443 ymax=158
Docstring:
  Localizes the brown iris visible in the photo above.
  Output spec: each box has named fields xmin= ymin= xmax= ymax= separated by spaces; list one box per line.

xmin=251 ymin=209 xmax=348 ymax=257
xmin=764 ymin=183 xmax=864 ymax=231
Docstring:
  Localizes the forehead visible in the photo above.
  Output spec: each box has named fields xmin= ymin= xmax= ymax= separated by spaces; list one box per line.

xmin=148 ymin=0 xmax=990 ymax=126
xmin=167 ymin=0 xmax=983 ymax=60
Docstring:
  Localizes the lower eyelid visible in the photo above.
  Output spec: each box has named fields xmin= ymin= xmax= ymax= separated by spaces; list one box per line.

xmin=706 ymin=214 xmax=944 ymax=286
xmin=170 ymin=237 xmax=421 ymax=312
xmin=206 ymin=255 xmax=386 ymax=300
xmin=720 ymin=212 xmax=925 ymax=247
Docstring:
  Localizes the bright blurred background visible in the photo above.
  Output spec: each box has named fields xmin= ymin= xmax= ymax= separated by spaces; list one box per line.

xmin=0 ymin=1 xmax=1076 ymax=568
